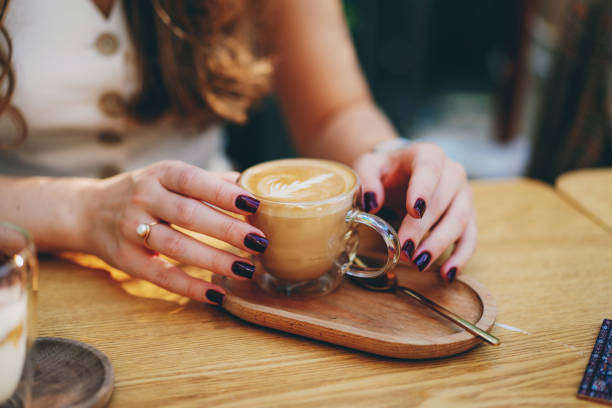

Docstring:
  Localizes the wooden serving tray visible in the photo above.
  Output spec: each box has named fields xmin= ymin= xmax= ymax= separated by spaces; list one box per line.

xmin=215 ymin=261 xmax=497 ymax=359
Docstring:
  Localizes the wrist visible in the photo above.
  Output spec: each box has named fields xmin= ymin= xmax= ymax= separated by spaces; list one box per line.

xmin=308 ymin=102 xmax=400 ymax=164
xmin=71 ymin=178 xmax=102 ymax=254
xmin=42 ymin=177 xmax=100 ymax=253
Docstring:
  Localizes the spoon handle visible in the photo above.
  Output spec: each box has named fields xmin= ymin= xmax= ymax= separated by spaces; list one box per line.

xmin=397 ymin=286 xmax=500 ymax=346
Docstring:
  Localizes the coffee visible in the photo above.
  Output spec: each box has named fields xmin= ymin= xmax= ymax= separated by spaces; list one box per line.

xmin=239 ymin=159 xmax=358 ymax=281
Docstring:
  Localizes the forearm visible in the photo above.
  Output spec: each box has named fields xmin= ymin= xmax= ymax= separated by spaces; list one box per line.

xmin=0 ymin=176 xmax=94 ymax=252
xmin=269 ymin=0 xmax=398 ymax=166
xmin=295 ymin=99 xmax=398 ymax=165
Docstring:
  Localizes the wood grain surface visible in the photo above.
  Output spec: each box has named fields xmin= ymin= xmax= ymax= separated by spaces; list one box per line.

xmin=36 ymin=179 xmax=612 ymax=407
xmin=215 ymin=262 xmax=496 ymax=359
xmin=556 ymin=167 xmax=612 ymax=233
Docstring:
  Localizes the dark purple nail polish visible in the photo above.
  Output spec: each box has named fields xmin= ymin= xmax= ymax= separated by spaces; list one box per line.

xmin=244 ymin=233 xmax=269 ymax=253
xmin=447 ymin=267 xmax=457 ymax=283
xmin=232 ymin=261 xmax=255 ymax=279
xmin=414 ymin=251 xmax=431 ymax=271
xmin=205 ymin=289 xmax=225 ymax=305
xmin=414 ymin=198 xmax=426 ymax=218
xmin=235 ymin=195 xmax=260 ymax=213
xmin=364 ymin=192 xmax=378 ymax=213
xmin=401 ymin=239 xmax=415 ymax=258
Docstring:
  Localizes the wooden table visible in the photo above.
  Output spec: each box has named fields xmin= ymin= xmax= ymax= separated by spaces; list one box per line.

xmin=556 ymin=167 xmax=612 ymax=233
xmin=38 ymin=179 xmax=612 ymax=407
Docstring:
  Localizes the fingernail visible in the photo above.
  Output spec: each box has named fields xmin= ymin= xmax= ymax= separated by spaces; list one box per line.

xmin=244 ymin=233 xmax=269 ymax=253
xmin=414 ymin=198 xmax=426 ymax=218
xmin=401 ymin=239 xmax=415 ymax=258
xmin=364 ymin=192 xmax=378 ymax=213
xmin=235 ymin=195 xmax=260 ymax=213
xmin=232 ymin=261 xmax=255 ymax=279
xmin=205 ymin=289 xmax=225 ymax=305
xmin=447 ymin=267 xmax=457 ymax=283
xmin=414 ymin=251 xmax=431 ymax=271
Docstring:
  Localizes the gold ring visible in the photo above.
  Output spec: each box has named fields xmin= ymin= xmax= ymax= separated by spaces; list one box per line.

xmin=136 ymin=222 xmax=159 ymax=247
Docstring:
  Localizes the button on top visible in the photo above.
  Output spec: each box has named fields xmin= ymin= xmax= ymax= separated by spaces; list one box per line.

xmin=99 ymin=92 xmax=126 ymax=117
xmin=95 ymin=32 xmax=119 ymax=55
xmin=97 ymin=130 xmax=123 ymax=145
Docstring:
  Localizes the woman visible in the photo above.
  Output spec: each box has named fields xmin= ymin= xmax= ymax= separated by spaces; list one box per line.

xmin=0 ymin=0 xmax=476 ymax=305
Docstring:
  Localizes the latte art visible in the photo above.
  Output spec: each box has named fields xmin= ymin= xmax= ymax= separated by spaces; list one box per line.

xmin=257 ymin=173 xmax=340 ymax=201
xmin=241 ymin=159 xmax=356 ymax=203
xmin=263 ymin=173 xmax=333 ymax=197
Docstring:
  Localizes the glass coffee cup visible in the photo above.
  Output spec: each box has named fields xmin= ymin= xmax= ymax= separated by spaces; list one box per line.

xmin=0 ymin=222 xmax=38 ymax=407
xmin=238 ymin=158 xmax=400 ymax=297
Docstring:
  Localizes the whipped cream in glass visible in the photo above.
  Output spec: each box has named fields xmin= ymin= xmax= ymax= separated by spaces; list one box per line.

xmin=0 ymin=286 xmax=28 ymax=402
xmin=0 ymin=222 xmax=38 ymax=406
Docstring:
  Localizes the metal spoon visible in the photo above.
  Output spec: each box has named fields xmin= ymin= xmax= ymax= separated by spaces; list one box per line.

xmin=350 ymin=257 xmax=500 ymax=346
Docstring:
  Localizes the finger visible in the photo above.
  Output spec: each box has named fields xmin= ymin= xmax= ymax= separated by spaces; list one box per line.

xmin=411 ymin=184 xmax=473 ymax=273
xmin=353 ymin=152 xmax=391 ymax=213
xmin=157 ymin=162 xmax=260 ymax=215
xmin=148 ymin=185 xmax=268 ymax=255
xmin=397 ymin=160 xmax=466 ymax=261
xmin=441 ymin=214 xmax=477 ymax=282
xmin=216 ymin=171 xmax=240 ymax=184
xmin=403 ymin=143 xmax=447 ymax=219
xmin=144 ymin=223 xmax=257 ymax=281
xmin=122 ymin=246 xmax=227 ymax=305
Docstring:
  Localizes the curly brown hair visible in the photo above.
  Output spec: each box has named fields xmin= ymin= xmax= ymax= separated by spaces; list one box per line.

xmin=0 ymin=0 xmax=26 ymax=149
xmin=124 ymin=0 xmax=272 ymax=126
xmin=0 ymin=0 xmax=273 ymax=147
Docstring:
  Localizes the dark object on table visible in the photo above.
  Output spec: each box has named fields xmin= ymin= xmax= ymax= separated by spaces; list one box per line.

xmin=31 ymin=337 xmax=113 ymax=408
xmin=577 ymin=319 xmax=612 ymax=406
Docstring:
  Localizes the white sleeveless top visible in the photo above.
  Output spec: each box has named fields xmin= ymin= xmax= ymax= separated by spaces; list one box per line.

xmin=0 ymin=0 xmax=232 ymax=177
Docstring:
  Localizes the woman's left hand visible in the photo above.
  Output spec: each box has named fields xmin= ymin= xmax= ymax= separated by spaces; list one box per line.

xmin=353 ymin=142 xmax=476 ymax=282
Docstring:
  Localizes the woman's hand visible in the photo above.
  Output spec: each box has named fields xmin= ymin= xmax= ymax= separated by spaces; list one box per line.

xmin=82 ymin=160 xmax=267 ymax=305
xmin=353 ymin=143 xmax=476 ymax=282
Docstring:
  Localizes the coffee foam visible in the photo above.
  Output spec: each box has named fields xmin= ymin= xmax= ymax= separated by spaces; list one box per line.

xmin=240 ymin=159 xmax=357 ymax=203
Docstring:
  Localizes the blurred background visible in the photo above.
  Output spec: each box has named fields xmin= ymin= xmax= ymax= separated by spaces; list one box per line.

xmin=228 ymin=0 xmax=611 ymax=182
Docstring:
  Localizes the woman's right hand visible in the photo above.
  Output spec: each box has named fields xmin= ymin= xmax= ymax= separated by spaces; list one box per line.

xmin=81 ymin=160 xmax=267 ymax=306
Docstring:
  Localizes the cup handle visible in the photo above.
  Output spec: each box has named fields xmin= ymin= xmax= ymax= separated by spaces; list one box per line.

xmin=344 ymin=209 xmax=400 ymax=278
